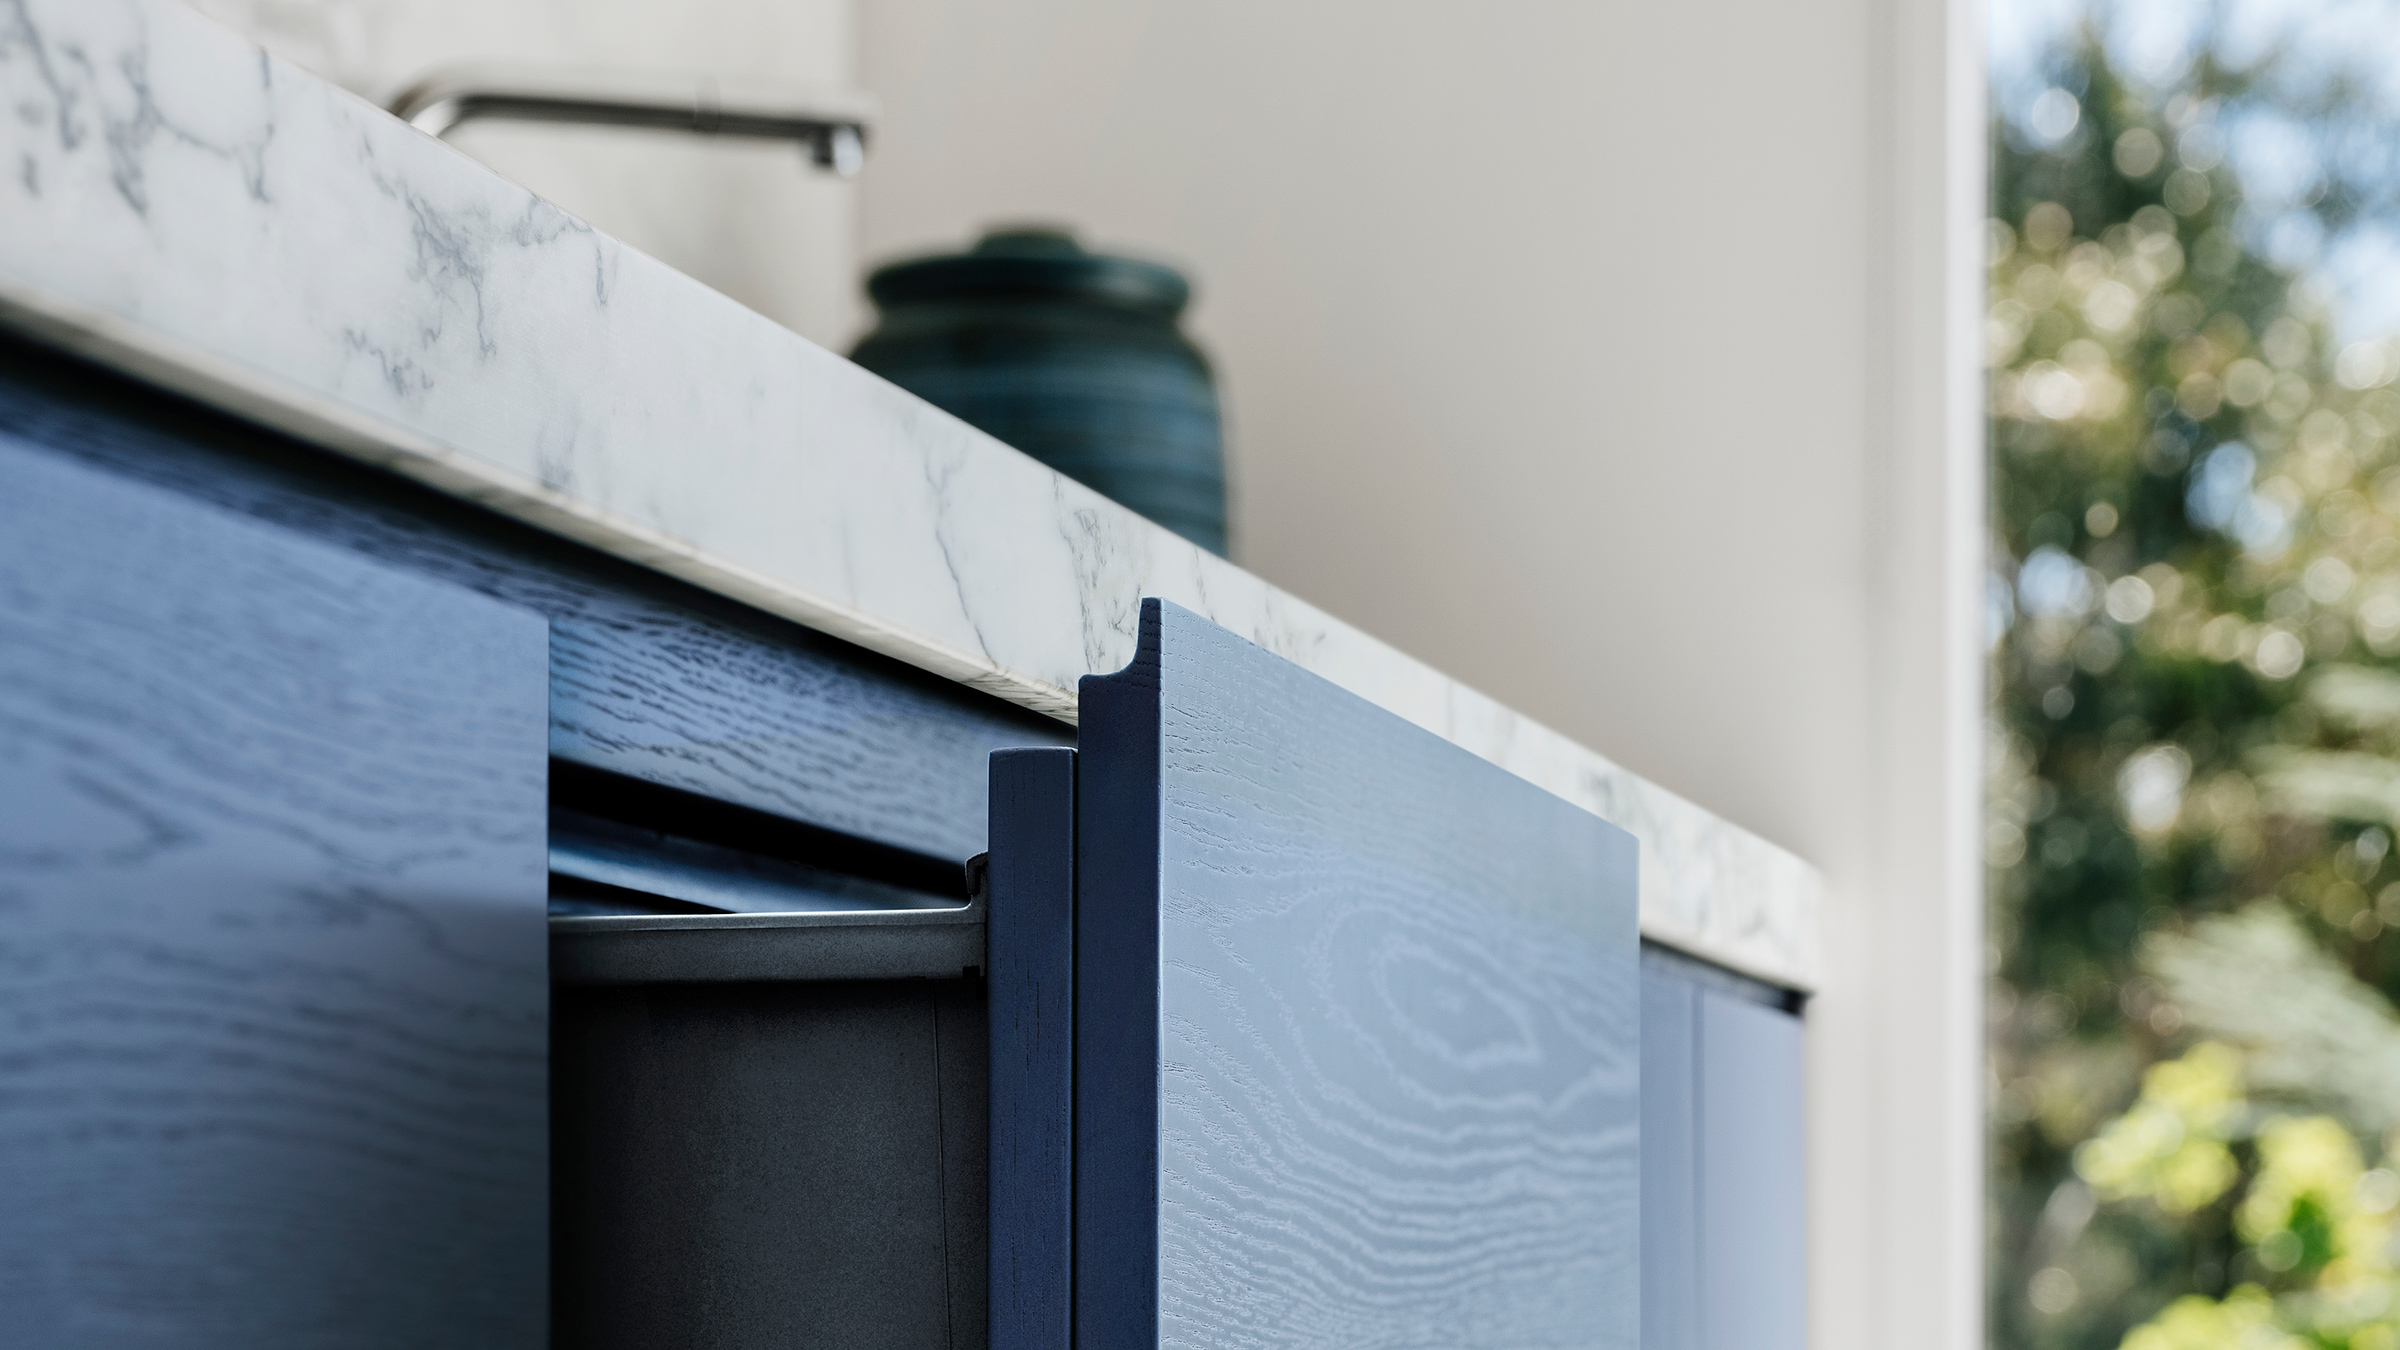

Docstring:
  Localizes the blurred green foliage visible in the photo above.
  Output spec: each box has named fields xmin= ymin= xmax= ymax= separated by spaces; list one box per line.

xmin=1990 ymin=25 xmax=2400 ymax=1350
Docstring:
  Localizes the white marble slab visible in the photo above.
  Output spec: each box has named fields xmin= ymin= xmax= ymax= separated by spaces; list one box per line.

xmin=0 ymin=0 xmax=1821 ymax=989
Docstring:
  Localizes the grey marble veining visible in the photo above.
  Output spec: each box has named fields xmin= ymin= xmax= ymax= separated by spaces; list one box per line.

xmin=0 ymin=0 xmax=1820 ymax=989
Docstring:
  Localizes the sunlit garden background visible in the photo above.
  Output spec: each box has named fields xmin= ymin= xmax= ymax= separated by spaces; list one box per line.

xmin=1989 ymin=1 xmax=2400 ymax=1346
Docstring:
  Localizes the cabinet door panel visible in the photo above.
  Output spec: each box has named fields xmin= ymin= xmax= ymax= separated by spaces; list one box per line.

xmin=988 ymin=748 xmax=1078 ymax=1350
xmin=1641 ymin=967 xmax=1700 ymax=1350
xmin=1072 ymin=600 xmax=1638 ymax=1348
xmin=0 ymin=438 xmax=550 ymax=1347
xmin=1698 ymin=991 xmax=1805 ymax=1350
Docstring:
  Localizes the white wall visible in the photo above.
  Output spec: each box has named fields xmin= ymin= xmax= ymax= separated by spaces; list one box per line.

xmin=186 ymin=0 xmax=862 ymax=347
xmin=857 ymin=1 xmax=1985 ymax=1346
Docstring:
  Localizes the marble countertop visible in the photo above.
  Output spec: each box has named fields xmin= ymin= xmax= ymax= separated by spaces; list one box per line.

xmin=0 ymin=0 xmax=1821 ymax=990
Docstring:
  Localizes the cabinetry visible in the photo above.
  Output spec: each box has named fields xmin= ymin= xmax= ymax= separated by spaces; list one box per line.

xmin=0 ymin=339 xmax=1803 ymax=1348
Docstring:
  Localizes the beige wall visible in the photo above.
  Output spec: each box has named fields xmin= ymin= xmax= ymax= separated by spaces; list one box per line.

xmin=858 ymin=1 xmax=1986 ymax=1345
xmin=861 ymin=0 xmax=1869 ymax=859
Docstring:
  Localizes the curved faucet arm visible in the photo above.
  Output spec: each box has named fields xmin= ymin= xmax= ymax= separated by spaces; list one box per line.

xmin=388 ymin=64 xmax=872 ymax=176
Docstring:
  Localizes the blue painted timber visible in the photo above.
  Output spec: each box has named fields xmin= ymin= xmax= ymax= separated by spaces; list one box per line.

xmin=988 ymin=748 xmax=1078 ymax=1350
xmin=0 ymin=434 xmax=551 ymax=1344
xmin=1074 ymin=600 xmax=1640 ymax=1348
xmin=1641 ymin=967 xmax=1700 ymax=1350
xmin=1699 ymin=990 xmax=1806 ymax=1350
xmin=1637 ymin=945 xmax=1807 ymax=1350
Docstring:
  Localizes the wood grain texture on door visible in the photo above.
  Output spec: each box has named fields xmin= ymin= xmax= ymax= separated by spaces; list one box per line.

xmin=987 ymin=748 xmax=1077 ymax=1350
xmin=0 ymin=341 xmax=1070 ymax=871
xmin=1076 ymin=600 xmax=1639 ymax=1348
xmin=0 ymin=436 xmax=550 ymax=1347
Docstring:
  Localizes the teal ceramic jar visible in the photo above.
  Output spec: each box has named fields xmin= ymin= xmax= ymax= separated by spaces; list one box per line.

xmin=850 ymin=228 xmax=1227 ymax=555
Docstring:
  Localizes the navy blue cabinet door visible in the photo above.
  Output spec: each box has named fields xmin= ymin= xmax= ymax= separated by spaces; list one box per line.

xmin=1698 ymin=990 xmax=1805 ymax=1350
xmin=987 ymin=748 xmax=1078 ymax=1350
xmin=1638 ymin=956 xmax=1806 ymax=1350
xmin=1041 ymin=600 xmax=1639 ymax=1348
xmin=0 ymin=437 xmax=551 ymax=1346
xmin=1641 ymin=967 xmax=1701 ymax=1350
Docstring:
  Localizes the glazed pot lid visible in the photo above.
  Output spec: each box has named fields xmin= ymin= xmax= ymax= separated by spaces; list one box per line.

xmin=866 ymin=227 xmax=1189 ymax=316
